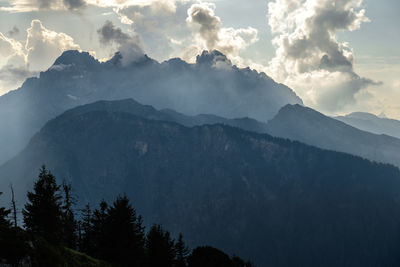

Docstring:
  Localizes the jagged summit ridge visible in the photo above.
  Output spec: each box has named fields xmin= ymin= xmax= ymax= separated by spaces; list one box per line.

xmin=0 ymin=49 xmax=302 ymax=165
xmin=53 ymin=50 xmax=99 ymax=67
xmin=195 ymin=50 xmax=231 ymax=65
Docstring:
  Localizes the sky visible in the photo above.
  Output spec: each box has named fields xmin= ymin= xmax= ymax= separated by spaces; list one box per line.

xmin=0 ymin=0 xmax=399 ymax=118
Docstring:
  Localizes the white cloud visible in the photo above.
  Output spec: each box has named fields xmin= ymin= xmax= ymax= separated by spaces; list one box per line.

xmin=341 ymin=63 xmax=400 ymax=120
xmin=0 ymin=32 xmax=25 ymax=63
xmin=266 ymin=0 xmax=378 ymax=112
xmin=25 ymin=19 xmax=81 ymax=71
xmin=0 ymin=20 xmax=80 ymax=71
xmin=0 ymin=32 xmax=29 ymax=94
xmin=1 ymin=0 xmax=183 ymax=12
xmin=112 ymin=1 xmax=258 ymax=64
xmin=0 ymin=19 xmax=81 ymax=94
xmin=89 ymin=0 xmax=181 ymax=10
xmin=186 ymin=2 xmax=258 ymax=65
xmin=113 ymin=1 xmax=192 ymax=61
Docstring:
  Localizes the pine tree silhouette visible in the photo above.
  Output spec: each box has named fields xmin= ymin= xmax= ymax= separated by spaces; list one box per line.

xmin=0 ymin=192 xmax=29 ymax=265
xmin=187 ymin=246 xmax=234 ymax=267
xmin=146 ymin=224 xmax=176 ymax=267
xmin=79 ymin=203 xmax=93 ymax=253
xmin=89 ymin=195 xmax=146 ymax=266
xmin=91 ymin=199 xmax=108 ymax=258
xmin=61 ymin=180 xmax=77 ymax=248
xmin=174 ymin=233 xmax=189 ymax=267
xmin=23 ymin=165 xmax=63 ymax=243
xmin=0 ymin=192 xmax=11 ymax=228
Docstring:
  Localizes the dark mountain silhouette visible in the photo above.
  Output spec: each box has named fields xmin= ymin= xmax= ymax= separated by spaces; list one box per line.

xmin=0 ymin=50 xmax=301 ymax=165
xmin=2 ymin=100 xmax=400 ymax=266
xmin=335 ymin=112 xmax=400 ymax=139
xmin=266 ymin=104 xmax=400 ymax=168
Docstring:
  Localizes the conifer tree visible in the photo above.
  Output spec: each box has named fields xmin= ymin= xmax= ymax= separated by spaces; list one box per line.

xmin=187 ymin=246 xmax=233 ymax=267
xmin=0 ymin=192 xmax=12 ymax=260
xmin=0 ymin=192 xmax=28 ymax=266
xmin=174 ymin=233 xmax=190 ymax=267
xmin=146 ymin=224 xmax=176 ymax=267
xmin=61 ymin=180 xmax=77 ymax=248
xmin=103 ymin=195 xmax=145 ymax=267
xmin=23 ymin=165 xmax=63 ymax=243
xmin=0 ymin=192 xmax=12 ymax=259
xmin=0 ymin=192 xmax=11 ymax=228
xmin=79 ymin=203 xmax=93 ymax=253
xmin=91 ymin=200 xmax=108 ymax=257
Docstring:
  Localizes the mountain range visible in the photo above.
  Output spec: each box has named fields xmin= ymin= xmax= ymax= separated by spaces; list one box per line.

xmin=0 ymin=50 xmax=301 ymax=165
xmin=1 ymin=99 xmax=400 ymax=266
xmin=3 ymin=48 xmax=399 ymax=170
xmin=335 ymin=112 xmax=400 ymax=139
xmin=2 ymin=49 xmax=400 ymax=266
xmin=266 ymin=104 xmax=400 ymax=168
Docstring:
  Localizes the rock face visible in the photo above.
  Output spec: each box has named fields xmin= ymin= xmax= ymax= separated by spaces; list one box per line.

xmin=2 ymin=100 xmax=400 ymax=266
xmin=0 ymin=50 xmax=302 ymax=165
xmin=266 ymin=104 xmax=400 ymax=168
xmin=335 ymin=112 xmax=400 ymax=139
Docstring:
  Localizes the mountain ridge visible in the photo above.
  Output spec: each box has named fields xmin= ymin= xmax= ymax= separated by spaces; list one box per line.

xmin=266 ymin=104 xmax=400 ymax=168
xmin=335 ymin=111 xmax=400 ymax=139
xmin=0 ymin=49 xmax=302 ymax=165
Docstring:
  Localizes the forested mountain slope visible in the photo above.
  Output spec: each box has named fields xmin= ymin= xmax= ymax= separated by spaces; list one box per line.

xmin=1 ymin=101 xmax=400 ymax=266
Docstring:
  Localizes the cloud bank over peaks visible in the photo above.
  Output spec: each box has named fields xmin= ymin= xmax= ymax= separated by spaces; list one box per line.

xmin=113 ymin=1 xmax=259 ymax=65
xmin=0 ymin=19 xmax=81 ymax=94
xmin=97 ymin=20 xmax=145 ymax=65
xmin=267 ymin=0 xmax=380 ymax=113
xmin=26 ymin=20 xmax=81 ymax=70
xmin=186 ymin=2 xmax=259 ymax=65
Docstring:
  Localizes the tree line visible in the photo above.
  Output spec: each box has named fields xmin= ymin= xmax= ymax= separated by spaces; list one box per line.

xmin=0 ymin=165 xmax=254 ymax=267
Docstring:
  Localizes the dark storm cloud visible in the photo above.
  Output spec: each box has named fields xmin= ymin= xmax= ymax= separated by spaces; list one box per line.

xmin=97 ymin=20 xmax=144 ymax=65
xmin=97 ymin=20 xmax=132 ymax=45
xmin=187 ymin=2 xmax=220 ymax=50
xmin=7 ymin=26 xmax=19 ymax=37
xmin=63 ymin=0 xmax=86 ymax=10
xmin=30 ymin=0 xmax=86 ymax=11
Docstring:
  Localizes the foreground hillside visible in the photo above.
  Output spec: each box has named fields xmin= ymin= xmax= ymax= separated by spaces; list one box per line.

xmin=0 ymin=50 xmax=301 ymax=165
xmin=2 ymin=100 xmax=400 ymax=266
xmin=0 ymin=179 xmax=251 ymax=267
